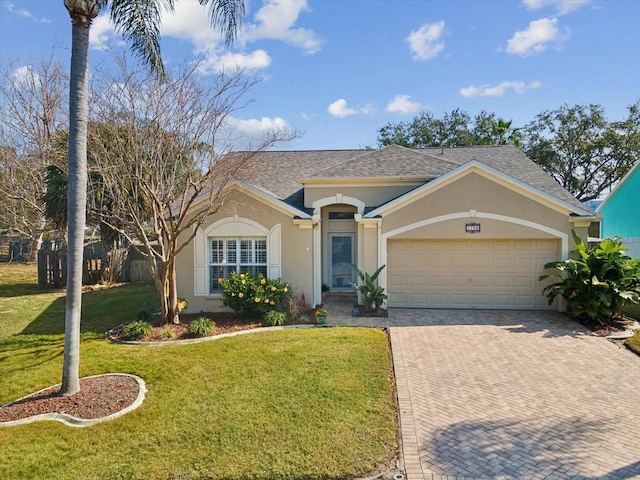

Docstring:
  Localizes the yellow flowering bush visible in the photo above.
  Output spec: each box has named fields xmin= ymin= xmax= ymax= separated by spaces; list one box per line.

xmin=220 ymin=271 xmax=293 ymax=316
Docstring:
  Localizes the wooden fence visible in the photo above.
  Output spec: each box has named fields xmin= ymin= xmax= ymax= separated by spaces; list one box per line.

xmin=37 ymin=243 xmax=154 ymax=288
xmin=0 ymin=237 xmax=31 ymax=262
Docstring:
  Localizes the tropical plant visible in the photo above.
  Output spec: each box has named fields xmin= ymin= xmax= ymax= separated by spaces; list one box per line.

xmin=350 ymin=264 xmax=388 ymax=315
xmin=539 ymin=230 xmax=640 ymax=324
xmin=264 ymin=310 xmax=287 ymax=327
xmin=187 ymin=317 xmax=215 ymax=338
xmin=478 ymin=117 xmax=523 ymax=147
xmin=59 ymin=0 xmax=245 ymax=395
xmin=220 ymin=271 xmax=292 ymax=316
xmin=122 ymin=320 xmax=153 ymax=341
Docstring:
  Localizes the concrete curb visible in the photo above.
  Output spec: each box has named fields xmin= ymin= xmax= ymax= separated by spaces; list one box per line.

xmin=0 ymin=373 xmax=146 ymax=428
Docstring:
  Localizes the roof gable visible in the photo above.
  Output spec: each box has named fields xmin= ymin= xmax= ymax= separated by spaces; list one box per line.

xmin=367 ymin=160 xmax=593 ymax=218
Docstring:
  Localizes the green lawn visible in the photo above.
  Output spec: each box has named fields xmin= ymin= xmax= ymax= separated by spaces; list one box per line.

xmin=0 ymin=263 xmax=397 ymax=480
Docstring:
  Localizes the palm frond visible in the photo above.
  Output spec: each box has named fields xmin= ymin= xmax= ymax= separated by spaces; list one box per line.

xmin=199 ymin=0 xmax=245 ymax=46
xmin=109 ymin=0 xmax=175 ymax=77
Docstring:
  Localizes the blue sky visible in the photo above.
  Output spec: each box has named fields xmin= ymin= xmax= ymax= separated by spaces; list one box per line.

xmin=1 ymin=0 xmax=638 ymax=150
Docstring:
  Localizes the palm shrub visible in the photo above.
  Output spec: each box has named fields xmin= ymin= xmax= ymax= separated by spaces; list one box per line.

xmin=350 ymin=264 xmax=388 ymax=315
xmin=264 ymin=310 xmax=287 ymax=326
xmin=539 ymin=230 xmax=640 ymax=324
xmin=187 ymin=317 xmax=215 ymax=338
xmin=122 ymin=320 xmax=153 ymax=341
xmin=220 ymin=271 xmax=292 ymax=316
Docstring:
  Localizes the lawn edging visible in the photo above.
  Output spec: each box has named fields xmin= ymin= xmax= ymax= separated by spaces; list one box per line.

xmin=0 ymin=374 xmax=147 ymax=428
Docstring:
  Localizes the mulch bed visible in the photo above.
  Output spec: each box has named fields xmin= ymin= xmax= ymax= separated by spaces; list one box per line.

xmin=352 ymin=305 xmax=389 ymax=318
xmin=0 ymin=374 xmax=140 ymax=423
xmin=108 ymin=312 xmax=267 ymax=342
xmin=579 ymin=313 xmax=636 ymax=336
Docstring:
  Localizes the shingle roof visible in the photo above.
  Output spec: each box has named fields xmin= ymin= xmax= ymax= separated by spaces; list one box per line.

xmin=229 ymin=145 xmax=589 ymax=213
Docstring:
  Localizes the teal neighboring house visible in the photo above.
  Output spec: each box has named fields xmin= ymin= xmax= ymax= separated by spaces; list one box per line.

xmin=597 ymin=161 xmax=640 ymax=258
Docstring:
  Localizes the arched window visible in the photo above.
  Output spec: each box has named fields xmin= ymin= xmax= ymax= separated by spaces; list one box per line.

xmin=194 ymin=217 xmax=281 ymax=295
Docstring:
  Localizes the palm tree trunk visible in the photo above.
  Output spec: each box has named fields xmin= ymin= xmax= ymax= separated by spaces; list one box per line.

xmin=61 ymin=17 xmax=90 ymax=396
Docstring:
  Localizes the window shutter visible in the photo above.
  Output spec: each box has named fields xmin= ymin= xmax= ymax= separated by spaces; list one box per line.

xmin=194 ymin=227 xmax=207 ymax=295
xmin=267 ymin=223 xmax=281 ymax=278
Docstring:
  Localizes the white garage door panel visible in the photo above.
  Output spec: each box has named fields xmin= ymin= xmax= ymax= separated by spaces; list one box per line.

xmin=387 ymin=239 xmax=558 ymax=309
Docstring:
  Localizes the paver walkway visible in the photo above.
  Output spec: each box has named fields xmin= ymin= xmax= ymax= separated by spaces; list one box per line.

xmin=322 ymin=299 xmax=640 ymax=480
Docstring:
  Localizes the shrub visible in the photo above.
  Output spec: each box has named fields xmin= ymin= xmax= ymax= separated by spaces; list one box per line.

xmin=187 ymin=317 xmax=215 ymax=338
xmin=264 ymin=310 xmax=288 ymax=326
xmin=220 ymin=272 xmax=293 ymax=316
xmin=540 ymin=230 xmax=640 ymax=324
xmin=286 ymin=293 xmax=309 ymax=322
xmin=160 ymin=326 xmax=175 ymax=339
xmin=122 ymin=320 xmax=153 ymax=340
xmin=350 ymin=264 xmax=387 ymax=314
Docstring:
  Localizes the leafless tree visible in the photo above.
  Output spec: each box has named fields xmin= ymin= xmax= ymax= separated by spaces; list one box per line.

xmin=0 ymin=54 xmax=68 ymax=258
xmin=89 ymin=58 xmax=296 ymax=324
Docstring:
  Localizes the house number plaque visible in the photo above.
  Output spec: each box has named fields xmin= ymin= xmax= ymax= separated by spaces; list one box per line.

xmin=465 ymin=222 xmax=481 ymax=233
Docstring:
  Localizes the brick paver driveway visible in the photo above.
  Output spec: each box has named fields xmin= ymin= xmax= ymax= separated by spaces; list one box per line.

xmin=388 ymin=310 xmax=640 ymax=480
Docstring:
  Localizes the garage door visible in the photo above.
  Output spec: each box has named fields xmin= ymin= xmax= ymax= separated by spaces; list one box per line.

xmin=387 ymin=239 xmax=558 ymax=309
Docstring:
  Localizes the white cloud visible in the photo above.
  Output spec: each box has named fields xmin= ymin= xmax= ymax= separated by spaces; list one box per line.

xmin=406 ymin=21 xmax=446 ymax=61
xmin=161 ymin=1 xmax=222 ymax=45
xmin=89 ymin=14 xmax=116 ymax=51
xmin=327 ymin=99 xmax=359 ymax=118
xmin=3 ymin=1 xmax=49 ymax=23
xmin=198 ymin=49 xmax=272 ymax=74
xmin=459 ymin=80 xmax=542 ymax=98
xmin=243 ymin=0 xmax=322 ymax=54
xmin=506 ymin=17 xmax=567 ymax=56
xmin=222 ymin=116 xmax=292 ymax=149
xmin=386 ymin=95 xmax=422 ymax=114
xmin=523 ymin=0 xmax=592 ymax=15
xmin=11 ymin=65 xmax=39 ymax=86
xmin=227 ymin=116 xmax=289 ymax=135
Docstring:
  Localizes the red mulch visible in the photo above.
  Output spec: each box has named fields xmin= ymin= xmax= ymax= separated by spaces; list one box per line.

xmin=0 ymin=374 xmax=140 ymax=423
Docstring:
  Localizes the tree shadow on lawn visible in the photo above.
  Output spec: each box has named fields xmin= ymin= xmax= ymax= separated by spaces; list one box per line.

xmin=0 ymin=282 xmax=61 ymax=298
xmin=19 ymin=283 xmax=158 ymax=337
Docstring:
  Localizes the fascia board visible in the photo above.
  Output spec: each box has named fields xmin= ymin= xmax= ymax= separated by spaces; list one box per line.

xmin=366 ymin=160 xmax=591 ymax=218
xmin=300 ymin=176 xmax=428 ymax=186
xmin=232 ymin=180 xmax=312 ymax=219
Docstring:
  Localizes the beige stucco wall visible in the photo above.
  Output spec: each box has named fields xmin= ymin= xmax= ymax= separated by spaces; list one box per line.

xmin=175 ymin=188 xmax=314 ymax=313
xmin=382 ymin=173 xmax=575 ymax=240
xmin=304 ymin=183 xmax=422 ymax=209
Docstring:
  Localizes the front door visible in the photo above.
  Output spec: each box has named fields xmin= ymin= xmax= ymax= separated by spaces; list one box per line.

xmin=330 ymin=234 xmax=355 ymax=289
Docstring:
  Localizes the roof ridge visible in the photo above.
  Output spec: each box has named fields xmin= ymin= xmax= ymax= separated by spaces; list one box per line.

xmin=409 ymin=147 xmax=462 ymax=167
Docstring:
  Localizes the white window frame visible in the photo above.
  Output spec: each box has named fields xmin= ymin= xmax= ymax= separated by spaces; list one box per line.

xmin=208 ymin=237 xmax=267 ymax=294
xmin=193 ymin=217 xmax=281 ymax=297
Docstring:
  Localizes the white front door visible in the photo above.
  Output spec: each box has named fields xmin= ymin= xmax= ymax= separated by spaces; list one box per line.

xmin=329 ymin=234 xmax=355 ymax=289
